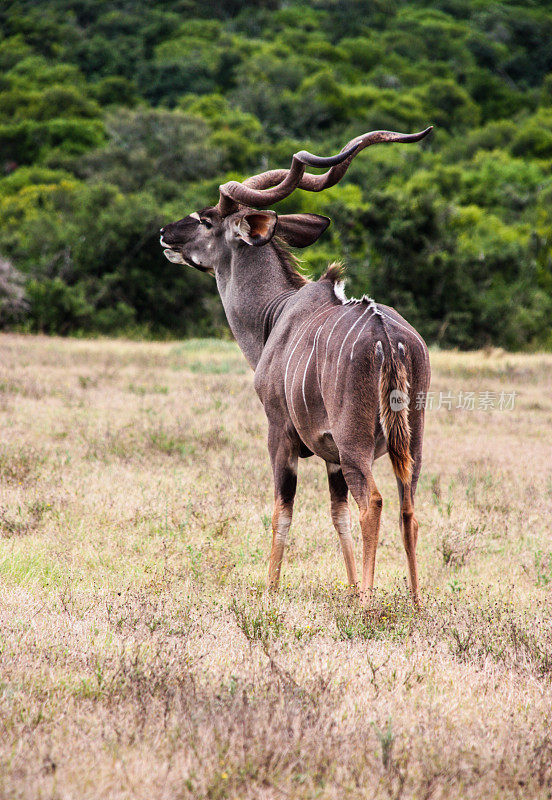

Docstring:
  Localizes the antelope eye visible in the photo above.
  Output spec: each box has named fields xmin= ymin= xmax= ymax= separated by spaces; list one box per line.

xmin=200 ymin=218 xmax=212 ymax=229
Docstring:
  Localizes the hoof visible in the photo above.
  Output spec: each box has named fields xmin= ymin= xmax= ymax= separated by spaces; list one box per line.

xmin=411 ymin=594 xmax=422 ymax=611
xmin=359 ymin=588 xmax=375 ymax=610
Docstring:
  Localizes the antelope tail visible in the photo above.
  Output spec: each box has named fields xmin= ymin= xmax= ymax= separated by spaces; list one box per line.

xmin=377 ymin=337 xmax=413 ymax=485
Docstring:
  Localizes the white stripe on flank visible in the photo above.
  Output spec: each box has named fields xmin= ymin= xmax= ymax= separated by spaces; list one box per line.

xmin=314 ymin=311 xmax=334 ymax=390
xmin=313 ymin=307 xmax=336 ymax=392
xmin=301 ymin=322 xmax=326 ymax=415
xmin=350 ymin=309 xmax=378 ymax=361
xmin=286 ymin=300 xmax=333 ymax=355
xmin=334 ymin=303 xmax=374 ymax=389
xmin=283 ymin=302 xmax=333 ymax=399
xmin=293 ymin=302 xmax=342 ymax=418
xmin=289 ymin=348 xmax=307 ymax=423
xmin=321 ymin=307 xmax=353 ymax=386
xmin=379 ymin=310 xmax=426 ymax=352
xmin=284 ymin=302 xmax=334 ymax=425
xmin=301 ymin=306 xmax=341 ymax=409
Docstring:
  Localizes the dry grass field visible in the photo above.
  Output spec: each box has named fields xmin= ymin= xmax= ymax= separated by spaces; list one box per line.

xmin=1 ymin=333 xmax=552 ymax=799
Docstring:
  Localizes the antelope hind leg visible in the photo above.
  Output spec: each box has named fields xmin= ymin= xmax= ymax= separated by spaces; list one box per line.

xmin=326 ymin=461 xmax=358 ymax=589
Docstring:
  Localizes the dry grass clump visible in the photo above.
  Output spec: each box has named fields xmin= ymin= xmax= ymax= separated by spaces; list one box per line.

xmin=0 ymin=498 xmax=52 ymax=537
xmin=437 ymin=521 xmax=482 ymax=567
xmin=0 ymin=443 xmax=45 ymax=484
xmin=523 ymin=548 xmax=552 ymax=588
xmin=1 ymin=334 xmax=552 ymax=799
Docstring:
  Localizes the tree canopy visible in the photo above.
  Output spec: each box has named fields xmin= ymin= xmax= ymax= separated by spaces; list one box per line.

xmin=1 ymin=0 xmax=551 ymax=348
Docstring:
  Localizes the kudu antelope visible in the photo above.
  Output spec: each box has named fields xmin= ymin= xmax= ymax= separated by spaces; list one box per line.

xmin=160 ymin=128 xmax=432 ymax=606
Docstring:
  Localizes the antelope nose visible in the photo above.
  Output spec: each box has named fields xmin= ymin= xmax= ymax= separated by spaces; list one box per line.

xmin=159 ymin=227 xmax=165 ymax=234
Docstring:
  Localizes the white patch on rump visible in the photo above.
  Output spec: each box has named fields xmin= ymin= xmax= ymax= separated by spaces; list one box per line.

xmin=333 ymin=281 xmax=347 ymax=304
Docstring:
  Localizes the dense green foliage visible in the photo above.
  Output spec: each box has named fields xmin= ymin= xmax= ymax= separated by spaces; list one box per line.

xmin=1 ymin=0 xmax=551 ymax=347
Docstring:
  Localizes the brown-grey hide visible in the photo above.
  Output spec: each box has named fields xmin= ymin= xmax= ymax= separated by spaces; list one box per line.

xmin=160 ymin=127 xmax=433 ymax=606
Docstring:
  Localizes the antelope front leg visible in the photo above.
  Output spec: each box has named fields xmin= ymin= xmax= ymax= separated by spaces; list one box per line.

xmin=267 ymin=425 xmax=299 ymax=591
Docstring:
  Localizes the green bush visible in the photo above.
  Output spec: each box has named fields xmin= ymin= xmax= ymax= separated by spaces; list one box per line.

xmin=0 ymin=0 xmax=550 ymax=349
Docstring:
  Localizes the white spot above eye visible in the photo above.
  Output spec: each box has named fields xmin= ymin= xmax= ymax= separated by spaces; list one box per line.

xmin=190 ymin=211 xmax=201 ymax=221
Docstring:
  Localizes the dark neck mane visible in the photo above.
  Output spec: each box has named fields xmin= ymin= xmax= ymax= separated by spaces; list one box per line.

xmin=272 ymin=238 xmax=309 ymax=290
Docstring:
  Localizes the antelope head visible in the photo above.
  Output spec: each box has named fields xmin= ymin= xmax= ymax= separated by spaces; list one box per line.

xmin=159 ymin=127 xmax=433 ymax=275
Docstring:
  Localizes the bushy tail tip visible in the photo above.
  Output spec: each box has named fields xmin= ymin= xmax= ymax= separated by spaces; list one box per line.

xmin=378 ymin=347 xmax=413 ymax=485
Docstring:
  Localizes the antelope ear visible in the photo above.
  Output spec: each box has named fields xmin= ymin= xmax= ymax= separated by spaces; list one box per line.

xmin=236 ymin=211 xmax=277 ymax=246
xmin=275 ymin=214 xmax=331 ymax=248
